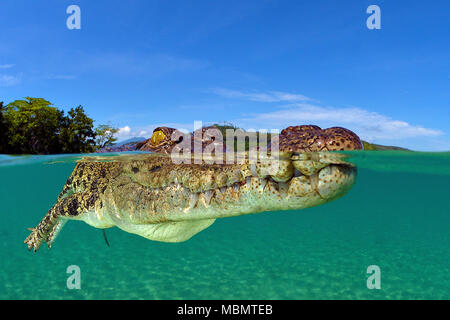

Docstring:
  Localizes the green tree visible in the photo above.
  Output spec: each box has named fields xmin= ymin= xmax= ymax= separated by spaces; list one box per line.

xmin=5 ymin=98 xmax=64 ymax=154
xmin=2 ymin=98 xmax=98 ymax=154
xmin=60 ymin=106 xmax=96 ymax=153
xmin=95 ymin=124 xmax=119 ymax=149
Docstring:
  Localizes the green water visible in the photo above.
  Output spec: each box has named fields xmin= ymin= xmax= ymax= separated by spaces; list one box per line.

xmin=0 ymin=151 xmax=449 ymax=299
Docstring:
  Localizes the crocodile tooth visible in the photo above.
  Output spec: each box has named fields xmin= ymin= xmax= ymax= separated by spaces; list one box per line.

xmin=220 ymin=187 xmax=227 ymax=194
xmin=233 ymin=183 xmax=240 ymax=192
xmin=250 ymin=163 xmax=258 ymax=176
xmin=278 ymin=182 xmax=289 ymax=194
xmin=189 ymin=193 xmax=199 ymax=209
xmin=260 ymin=179 xmax=267 ymax=191
xmin=204 ymin=190 xmax=213 ymax=205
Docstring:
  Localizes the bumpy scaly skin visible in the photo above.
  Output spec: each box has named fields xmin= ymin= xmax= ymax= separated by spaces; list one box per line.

xmin=25 ymin=125 xmax=362 ymax=252
xmin=277 ymin=125 xmax=363 ymax=152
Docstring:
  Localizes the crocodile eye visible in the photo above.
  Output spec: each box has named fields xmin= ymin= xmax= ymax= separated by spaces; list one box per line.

xmin=150 ymin=130 xmax=166 ymax=145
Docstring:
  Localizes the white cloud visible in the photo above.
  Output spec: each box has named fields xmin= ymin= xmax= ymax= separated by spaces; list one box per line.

xmin=115 ymin=126 xmax=132 ymax=140
xmin=0 ymin=64 xmax=14 ymax=69
xmin=46 ymin=74 xmax=76 ymax=80
xmin=236 ymin=103 xmax=443 ymax=142
xmin=210 ymin=88 xmax=446 ymax=149
xmin=138 ymin=130 xmax=149 ymax=136
xmin=212 ymin=88 xmax=311 ymax=102
xmin=0 ymin=74 xmax=21 ymax=86
xmin=238 ymin=104 xmax=443 ymax=141
xmin=209 ymin=88 xmax=444 ymax=145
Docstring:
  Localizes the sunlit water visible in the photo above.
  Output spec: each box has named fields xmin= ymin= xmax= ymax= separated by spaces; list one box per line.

xmin=0 ymin=151 xmax=449 ymax=299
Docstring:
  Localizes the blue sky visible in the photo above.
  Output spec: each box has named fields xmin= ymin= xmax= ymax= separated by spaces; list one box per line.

xmin=0 ymin=0 xmax=449 ymax=150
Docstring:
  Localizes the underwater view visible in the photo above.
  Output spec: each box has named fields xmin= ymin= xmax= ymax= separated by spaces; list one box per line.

xmin=1 ymin=150 xmax=449 ymax=299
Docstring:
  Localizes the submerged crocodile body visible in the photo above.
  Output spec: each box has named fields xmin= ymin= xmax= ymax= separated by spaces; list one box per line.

xmin=25 ymin=125 xmax=362 ymax=252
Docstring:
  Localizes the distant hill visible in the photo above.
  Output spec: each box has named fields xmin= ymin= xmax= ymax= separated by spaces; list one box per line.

xmin=362 ymin=141 xmax=410 ymax=151
xmin=114 ymin=137 xmax=147 ymax=146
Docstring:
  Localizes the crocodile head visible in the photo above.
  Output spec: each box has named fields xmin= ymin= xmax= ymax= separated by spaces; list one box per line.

xmin=25 ymin=125 xmax=362 ymax=252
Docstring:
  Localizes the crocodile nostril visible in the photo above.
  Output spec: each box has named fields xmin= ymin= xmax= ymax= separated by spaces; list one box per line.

xmin=149 ymin=166 xmax=161 ymax=173
xmin=131 ymin=167 xmax=139 ymax=173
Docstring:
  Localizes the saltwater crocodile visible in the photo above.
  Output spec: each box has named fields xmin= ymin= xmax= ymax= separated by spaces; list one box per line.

xmin=25 ymin=125 xmax=362 ymax=252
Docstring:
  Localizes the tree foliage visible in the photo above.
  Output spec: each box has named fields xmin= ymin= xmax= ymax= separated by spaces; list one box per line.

xmin=95 ymin=124 xmax=119 ymax=149
xmin=0 ymin=97 xmax=111 ymax=154
xmin=60 ymin=106 xmax=96 ymax=153
xmin=4 ymin=98 xmax=63 ymax=154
